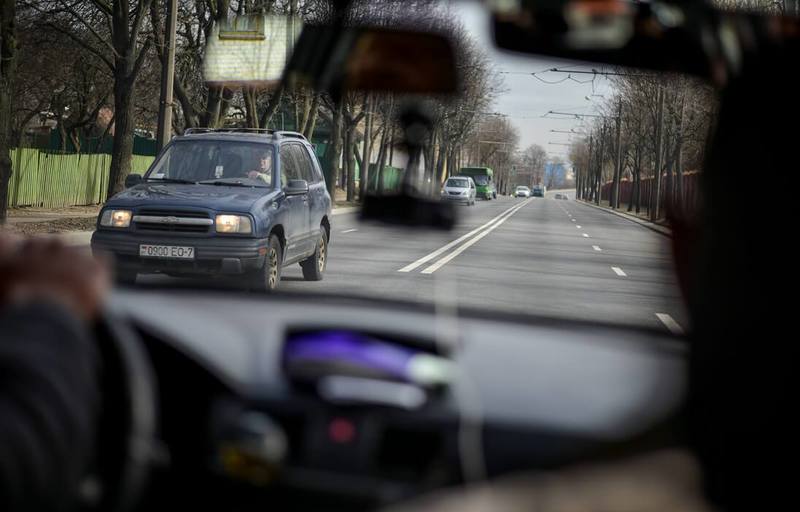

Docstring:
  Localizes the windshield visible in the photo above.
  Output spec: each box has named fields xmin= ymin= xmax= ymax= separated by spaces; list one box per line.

xmin=446 ymin=179 xmax=470 ymax=188
xmin=146 ymin=140 xmax=275 ymax=188
xmin=7 ymin=0 xmax=716 ymax=336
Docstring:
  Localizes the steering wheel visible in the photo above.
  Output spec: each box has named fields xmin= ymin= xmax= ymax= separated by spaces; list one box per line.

xmin=83 ymin=312 xmax=160 ymax=512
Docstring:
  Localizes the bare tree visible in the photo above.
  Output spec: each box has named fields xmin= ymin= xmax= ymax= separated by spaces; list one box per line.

xmin=0 ymin=0 xmax=16 ymax=223
xmin=30 ymin=0 xmax=155 ymax=197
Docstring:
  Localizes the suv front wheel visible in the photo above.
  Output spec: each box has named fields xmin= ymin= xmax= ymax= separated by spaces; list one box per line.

xmin=247 ymin=234 xmax=282 ymax=292
xmin=300 ymin=226 xmax=328 ymax=281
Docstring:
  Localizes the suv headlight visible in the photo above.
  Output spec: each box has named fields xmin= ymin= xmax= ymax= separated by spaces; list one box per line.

xmin=216 ymin=214 xmax=252 ymax=234
xmin=99 ymin=209 xmax=132 ymax=228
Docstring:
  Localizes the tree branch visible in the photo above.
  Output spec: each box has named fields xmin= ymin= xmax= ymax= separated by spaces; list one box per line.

xmin=131 ymin=0 xmax=154 ymax=51
xmin=90 ymin=0 xmax=113 ymax=17
xmin=57 ymin=0 xmax=120 ymax=60
xmin=45 ymin=22 xmax=115 ymax=72
xmin=131 ymin=37 xmax=153 ymax=79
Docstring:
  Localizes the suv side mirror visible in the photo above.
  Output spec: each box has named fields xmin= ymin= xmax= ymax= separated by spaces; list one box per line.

xmin=284 ymin=179 xmax=309 ymax=196
xmin=125 ymin=174 xmax=143 ymax=188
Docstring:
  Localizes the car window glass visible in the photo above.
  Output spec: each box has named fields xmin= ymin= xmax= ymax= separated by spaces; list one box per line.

xmin=280 ymin=145 xmax=302 ymax=185
xmin=291 ymin=144 xmax=316 ymax=183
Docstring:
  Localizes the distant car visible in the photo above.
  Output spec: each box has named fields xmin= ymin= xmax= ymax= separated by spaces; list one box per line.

xmin=532 ymin=186 xmax=545 ymax=197
xmin=555 ymin=193 xmax=569 ymax=200
xmin=440 ymin=176 xmax=477 ymax=205
xmin=515 ymin=186 xmax=531 ymax=198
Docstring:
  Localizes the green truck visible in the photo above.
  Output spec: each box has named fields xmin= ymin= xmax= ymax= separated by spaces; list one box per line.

xmin=457 ymin=167 xmax=497 ymax=199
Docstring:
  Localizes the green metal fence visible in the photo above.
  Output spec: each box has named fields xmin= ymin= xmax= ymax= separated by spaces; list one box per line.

xmin=7 ymin=148 xmax=155 ymax=208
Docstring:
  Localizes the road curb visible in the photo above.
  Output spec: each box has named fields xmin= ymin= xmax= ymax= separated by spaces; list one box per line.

xmin=577 ymin=200 xmax=672 ymax=237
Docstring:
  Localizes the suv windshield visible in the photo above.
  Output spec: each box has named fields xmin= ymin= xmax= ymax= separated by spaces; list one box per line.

xmin=146 ymin=140 xmax=275 ymax=188
xmin=446 ymin=178 xmax=470 ymax=188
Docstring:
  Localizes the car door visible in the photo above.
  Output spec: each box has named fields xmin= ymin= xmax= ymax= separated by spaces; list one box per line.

xmin=279 ymin=144 xmax=311 ymax=262
xmin=292 ymin=144 xmax=326 ymax=242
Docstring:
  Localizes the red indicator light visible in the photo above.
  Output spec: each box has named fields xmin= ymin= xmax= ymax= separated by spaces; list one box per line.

xmin=328 ymin=418 xmax=356 ymax=444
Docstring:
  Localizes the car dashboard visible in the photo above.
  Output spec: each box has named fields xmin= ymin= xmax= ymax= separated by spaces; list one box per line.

xmin=108 ymin=288 xmax=687 ymax=510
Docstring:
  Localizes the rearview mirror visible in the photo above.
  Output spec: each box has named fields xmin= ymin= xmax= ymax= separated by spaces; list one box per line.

xmin=125 ymin=174 xmax=143 ymax=188
xmin=490 ymin=0 xmax=800 ymax=82
xmin=285 ymin=180 xmax=309 ymax=196
xmin=285 ymin=26 xmax=458 ymax=95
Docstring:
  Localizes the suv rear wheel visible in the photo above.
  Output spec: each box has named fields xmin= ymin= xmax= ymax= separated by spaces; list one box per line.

xmin=300 ymin=226 xmax=328 ymax=281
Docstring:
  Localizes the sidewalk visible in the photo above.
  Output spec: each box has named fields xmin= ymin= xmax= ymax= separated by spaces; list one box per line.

xmin=577 ymin=199 xmax=672 ymax=237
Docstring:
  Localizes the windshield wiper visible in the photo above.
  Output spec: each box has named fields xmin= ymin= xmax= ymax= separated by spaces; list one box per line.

xmin=145 ymin=177 xmax=197 ymax=184
xmin=198 ymin=179 xmax=267 ymax=188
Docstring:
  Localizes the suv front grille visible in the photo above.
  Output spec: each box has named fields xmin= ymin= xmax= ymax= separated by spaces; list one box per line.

xmin=134 ymin=209 xmax=212 ymax=234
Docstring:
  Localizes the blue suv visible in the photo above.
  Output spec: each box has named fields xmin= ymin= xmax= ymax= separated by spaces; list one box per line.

xmin=91 ymin=129 xmax=332 ymax=291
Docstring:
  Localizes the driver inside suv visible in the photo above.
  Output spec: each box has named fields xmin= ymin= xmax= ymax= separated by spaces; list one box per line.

xmin=245 ymin=148 xmax=272 ymax=185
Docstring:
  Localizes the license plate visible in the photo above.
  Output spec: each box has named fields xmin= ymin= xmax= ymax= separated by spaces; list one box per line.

xmin=139 ymin=244 xmax=195 ymax=259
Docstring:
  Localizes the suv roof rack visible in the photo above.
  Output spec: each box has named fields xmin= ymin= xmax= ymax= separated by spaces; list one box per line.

xmin=274 ymin=131 xmax=306 ymax=140
xmin=183 ymin=127 xmax=307 ymax=141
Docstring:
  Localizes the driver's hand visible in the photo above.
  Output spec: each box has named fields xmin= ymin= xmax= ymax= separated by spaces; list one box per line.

xmin=247 ymin=170 xmax=261 ymax=179
xmin=0 ymin=234 xmax=110 ymax=322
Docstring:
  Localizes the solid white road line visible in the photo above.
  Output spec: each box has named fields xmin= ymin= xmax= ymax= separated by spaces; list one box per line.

xmin=656 ymin=313 xmax=685 ymax=335
xmin=421 ymin=204 xmax=526 ymax=274
xmin=341 ymin=228 xmax=358 ymax=233
xmin=592 ymin=245 xmax=602 ymax=251
xmin=612 ymin=266 xmax=627 ymax=276
xmin=398 ymin=200 xmax=530 ymax=273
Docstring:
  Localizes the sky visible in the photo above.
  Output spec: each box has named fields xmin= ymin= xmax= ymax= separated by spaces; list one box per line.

xmin=447 ymin=1 xmax=616 ymax=164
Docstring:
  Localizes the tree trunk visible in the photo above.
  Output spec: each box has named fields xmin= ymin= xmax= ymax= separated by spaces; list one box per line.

xmin=673 ymin=101 xmax=685 ymax=213
xmin=651 ymin=87 xmax=665 ymax=221
xmin=323 ymin=103 xmax=343 ymax=198
xmin=377 ymin=128 xmax=390 ymax=194
xmin=634 ymin=160 xmax=642 ymax=214
xmin=107 ymin=69 xmax=136 ymax=198
xmin=259 ymin=86 xmax=284 ymax=129
xmin=244 ymin=86 xmax=259 ymax=128
xmin=0 ymin=0 xmax=14 ymax=222
xmin=389 ymin=131 xmax=394 ymax=167
xmin=359 ymin=95 xmax=372 ymax=199
xmin=57 ymin=119 xmax=68 ymax=151
xmin=595 ymin=129 xmax=605 ymax=205
xmin=675 ymin=144 xmax=684 ymax=212
xmin=69 ymin=130 xmax=82 ymax=153
xmin=346 ymin=125 xmax=356 ymax=202
xmin=302 ymin=92 xmax=320 ymax=138
xmin=435 ymin=141 xmax=446 ymax=193
xmin=612 ymin=102 xmax=623 ymax=208
xmin=204 ymin=86 xmax=225 ymax=127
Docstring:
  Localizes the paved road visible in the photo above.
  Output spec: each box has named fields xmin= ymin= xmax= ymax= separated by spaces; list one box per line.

xmin=133 ymin=190 xmax=688 ymax=333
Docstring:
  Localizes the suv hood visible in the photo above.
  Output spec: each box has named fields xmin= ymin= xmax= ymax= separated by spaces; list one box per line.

xmin=107 ymin=183 xmax=277 ymax=212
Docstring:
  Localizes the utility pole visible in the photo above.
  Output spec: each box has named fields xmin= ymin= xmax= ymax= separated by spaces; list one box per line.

xmin=156 ymin=0 xmax=177 ymax=152
xmin=612 ymin=101 xmax=623 ymax=209
xmin=595 ymin=123 xmax=606 ymax=206
xmin=585 ymin=135 xmax=594 ymax=201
